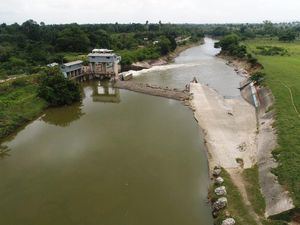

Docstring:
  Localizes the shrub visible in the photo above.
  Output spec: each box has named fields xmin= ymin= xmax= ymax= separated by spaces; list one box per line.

xmin=250 ymin=72 xmax=266 ymax=85
xmin=38 ymin=67 xmax=81 ymax=106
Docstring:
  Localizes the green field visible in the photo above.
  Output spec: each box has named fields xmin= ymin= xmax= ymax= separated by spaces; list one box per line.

xmin=245 ymin=39 xmax=300 ymax=207
xmin=0 ymin=76 xmax=47 ymax=140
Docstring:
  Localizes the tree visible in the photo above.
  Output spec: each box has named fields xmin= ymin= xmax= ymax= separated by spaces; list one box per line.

xmin=278 ymin=30 xmax=296 ymax=42
xmin=38 ymin=67 xmax=81 ymax=106
xmin=56 ymin=25 xmax=90 ymax=52
xmin=21 ymin=19 xmax=40 ymax=41
xmin=214 ymin=34 xmax=240 ymax=51
xmin=157 ymin=36 xmax=171 ymax=55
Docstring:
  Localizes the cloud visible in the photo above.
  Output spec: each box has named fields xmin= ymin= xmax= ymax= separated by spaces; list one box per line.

xmin=0 ymin=0 xmax=300 ymax=24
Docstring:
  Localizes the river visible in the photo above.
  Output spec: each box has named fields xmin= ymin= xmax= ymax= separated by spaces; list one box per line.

xmin=0 ymin=38 xmax=242 ymax=225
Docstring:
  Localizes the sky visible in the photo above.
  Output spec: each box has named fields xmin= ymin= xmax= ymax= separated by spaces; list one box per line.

xmin=0 ymin=0 xmax=300 ymax=25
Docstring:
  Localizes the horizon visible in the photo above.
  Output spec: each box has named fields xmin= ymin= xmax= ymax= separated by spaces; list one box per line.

xmin=2 ymin=21 xmax=300 ymax=26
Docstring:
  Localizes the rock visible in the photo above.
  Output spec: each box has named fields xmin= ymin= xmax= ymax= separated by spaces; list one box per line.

xmin=215 ymin=186 xmax=227 ymax=196
xmin=213 ymin=197 xmax=228 ymax=211
xmin=215 ymin=177 xmax=224 ymax=185
xmin=221 ymin=218 xmax=236 ymax=225
xmin=213 ymin=167 xmax=222 ymax=176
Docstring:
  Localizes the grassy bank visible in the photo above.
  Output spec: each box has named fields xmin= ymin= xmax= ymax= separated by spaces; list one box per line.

xmin=0 ymin=76 xmax=47 ymax=140
xmin=243 ymin=166 xmax=286 ymax=225
xmin=245 ymin=39 xmax=300 ymax=208
xmin=211 ymin=169 xmax=257 ymax=225
xmin=211 ymin=168 xmax=285 ymax=225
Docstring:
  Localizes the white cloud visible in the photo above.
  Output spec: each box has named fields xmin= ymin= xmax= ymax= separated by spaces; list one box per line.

xmin=0 ymin=0 xmax=300 ymax=24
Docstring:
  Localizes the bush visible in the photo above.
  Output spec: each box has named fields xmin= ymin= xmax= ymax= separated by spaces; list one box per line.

xmin=38 ymin=67 xmax=81 ymax=106
xmin=250 ymin=72 xmax=266 ymax=85
xmin=11 ymin=78 xmax=28 ymax=87
xmin=215 ymin=34 xmax=247 ymax=58
xmin=256 ymin=46 xmax=288 ymax=56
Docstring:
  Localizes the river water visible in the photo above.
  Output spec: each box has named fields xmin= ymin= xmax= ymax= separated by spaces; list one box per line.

xmin=0 ymin=38 xmax=241 ymax=225
xmin=134 ymin=38 xmax=243 ymax=98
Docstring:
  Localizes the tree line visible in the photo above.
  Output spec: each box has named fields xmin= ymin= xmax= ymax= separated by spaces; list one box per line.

xmin=0 ymin=20 xmax=204 ymax=78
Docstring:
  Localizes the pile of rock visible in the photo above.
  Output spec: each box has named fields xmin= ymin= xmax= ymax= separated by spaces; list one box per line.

xmin=211 ymin=166 xmax=235 ymax=225
xmin=221 ymin=218 xmax=236 ymax=225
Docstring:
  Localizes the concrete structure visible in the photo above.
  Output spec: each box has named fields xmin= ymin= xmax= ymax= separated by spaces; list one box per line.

xmin=88 ymin=49 xmax=121 ymax=79
xmin=60 ymin=60 xmax=83 ymax=80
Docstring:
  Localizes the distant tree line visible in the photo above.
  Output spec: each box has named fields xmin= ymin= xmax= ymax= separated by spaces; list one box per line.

xmin=0 ymin=20 xmax=204 ymax=77
xmin=202 ymin=21 xmax=300 ymax=41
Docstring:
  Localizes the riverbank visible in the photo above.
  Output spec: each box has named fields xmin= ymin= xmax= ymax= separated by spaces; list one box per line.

xmin=219 ymin=52 xmax=295 ymax=218
xmin=128 ymin=40 xmax=203 ymax=70
xmin=0 ymin=76 xmax=47 ymax=141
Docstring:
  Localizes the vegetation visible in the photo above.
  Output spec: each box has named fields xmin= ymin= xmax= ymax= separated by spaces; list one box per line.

xmin=214 ymin=34 xmax=247 ymax=58
xmin=0 ymin=21 xmax=204 ymax=77
xmin=211 ymin=168 xmax=285 ymax=225
xmin=211 ymin=169 xmax=258 ymax=225
xmin=245 ymin=39 xmax=300 ymax=209
xmin=38 ymin=67 xmax=81 ymax=106
xmin=250 ymin=71 xmax=266 ymax=85
xmin=256 ymin=46 xmax=288 ymax=56
xmin=0 ymin=76 xmax=47 ymax=139
xmin=243 ymin=166 xmax=286 ymax=225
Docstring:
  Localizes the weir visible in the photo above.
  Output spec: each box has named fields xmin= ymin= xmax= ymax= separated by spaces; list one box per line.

xmin=114 ymin=80 xmax=191 ymax=101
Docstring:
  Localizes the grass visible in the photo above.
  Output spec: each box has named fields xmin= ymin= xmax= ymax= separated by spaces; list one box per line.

xmin=244 ymin=38 xmax=300 ymax=208
xmin=211 ymin=169 xmax=258 ymax=225
xmin=63 ymin=53 xmax=88 ymax=63
xmin=211 ymin=168 xmax=286 ymax=225
xmin=243 ymin=166 xmax=286 ymax=225
xmin=243 ymin=165 xmax=266 ymax=216
xmin=0 ymin=76 xmax=47 ymax=140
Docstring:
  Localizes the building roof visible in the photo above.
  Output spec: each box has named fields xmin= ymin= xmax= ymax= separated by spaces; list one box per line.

xmin=88 ymin=53 xmax=116 ymax=57
xmin=63 ymin=60 xmax=83 ymax=67
xmin=92 ymin=49 xmax=113 ymax=53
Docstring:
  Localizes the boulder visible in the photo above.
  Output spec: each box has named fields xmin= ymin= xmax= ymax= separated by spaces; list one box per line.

xmin=213 ymin=197 xmax=227 ymax=211
xmin=215 ymin=177 xmax=224 ymax=185
xmin=221 ymin=218 xmax=236 ymax=225
xmin=215 ymin=186 xmax=227 ymax=196
xmin=213 ymin=167 xmax=222 ymax=176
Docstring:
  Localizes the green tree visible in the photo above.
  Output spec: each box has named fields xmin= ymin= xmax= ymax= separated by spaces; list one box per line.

xmin=56 ymin=25 xmax=90 ymax=52
xmin=38 ymin=67 xmax=81 ymax=106
xmin=278 ymin=30 xmax=296 ymax=42
xmin=157 ymin=36 xmax=171 ymax=55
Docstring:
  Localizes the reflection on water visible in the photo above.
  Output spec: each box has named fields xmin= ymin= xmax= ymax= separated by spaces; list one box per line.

xmin=91 ymin=80 xmax=121 ymax=103
xmin=0 ymin=145 xmax=10 ymax=159
xmin=41 ymin=102 xmax=84 ymax=127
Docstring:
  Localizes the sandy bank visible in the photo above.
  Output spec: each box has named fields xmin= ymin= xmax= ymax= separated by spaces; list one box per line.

xmin=190 ymin=82 xmax=257 ymax=169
